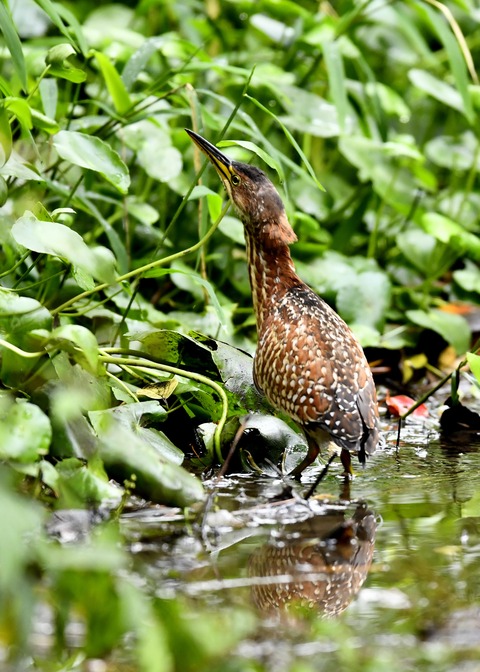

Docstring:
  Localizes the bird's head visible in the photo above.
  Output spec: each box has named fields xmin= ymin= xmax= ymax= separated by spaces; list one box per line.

xmin=186 ymin=129 xmax=297 ymax=246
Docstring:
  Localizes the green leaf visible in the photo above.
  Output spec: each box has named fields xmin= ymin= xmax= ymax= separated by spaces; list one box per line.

xmin=336 ymin=271 xmax=391 ymax=331
xmin=218 ymin=139 xmax=283 ymax=180
xmin=0 ymin=396 xmax=51 ymax=463
xmin=408 ymin=69 xmax=464 ymax=114
xmin=121 ymin=120 xmax=182 ymax=184
xmin=419 ymin=3 xmax=474 ymax=123
xmin=467 ymin=352 xmax=480 ymax=384
xmin=53 ymin=130 xmax=130 ymax=193
xmin=421 ymin=212 xmax=480 ymax=262
xmin=46 ymin=43 xmax=86 ymax=83
xmin=12 ymin=211 xmax=117 ymax=286
xmin=323 ymin=40 xmax=348 ymax=133
xmin=89 ymin=401 xmax=182 ymax=465
xmin=406 ymin=309 xmax=471 ymax=354
xmin=0 ymin=106 xmax=12 ymax=167
xmin=245 ymin=93 xmax=324 ymax=190
xmin=34 ymin=0 xmax=86 ymax=55
xmin=0 ymin=2 xmax=26 ymax=91
xmin=50 ymin=325 xmax=99 ymax=374
xmin=93 ymin=415 xmax=204 ymax=506
xmin=54 ymin=457 xmax=121 ymax=507
xmin=397 ymin=228 xmax=460 ymax=280
xmin=93 ymin=51 xmax=131 ymax=115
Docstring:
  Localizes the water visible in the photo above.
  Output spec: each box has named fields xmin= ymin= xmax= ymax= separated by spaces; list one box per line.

xmin=121 ymin=423 xmax=480 ymax=671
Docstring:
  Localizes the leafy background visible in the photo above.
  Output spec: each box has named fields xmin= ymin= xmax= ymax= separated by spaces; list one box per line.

xmin=0 ymin=0 xmax=479 ymax=669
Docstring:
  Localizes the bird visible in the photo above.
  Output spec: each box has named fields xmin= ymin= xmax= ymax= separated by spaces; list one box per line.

xmin=186 ymin=129 xmax=379 ymax=479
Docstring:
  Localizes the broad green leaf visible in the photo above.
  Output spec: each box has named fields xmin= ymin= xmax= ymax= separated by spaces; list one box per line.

xmin=425 ymin=132 xmax=479 ymax=170
xmin=408 ymin=69 xmax=464 ymax=113
xmin=53 ymin=130 xmax=130 ymax=193
xmin=467 ymin=352 xmax=480 ymax=384
xmin=93 ymin=51 xmax=131 ymax=115
xmin=89 ymin=401 xmax=182 ymax=465
xmin=93 ymin=415 xmax=204 ymax=506
xmin=0 ymin=2 xmax=26 ymax=91
xmin=121 ymin=120 xmax=182 ymax=183
xmin=0 ymin=290 xmax=51 ymax=333
xmin=0 ymin=106 xmax=12 ymax=167
xmin=46 ymin=43 xmax=76 ymax=66
xmin=397 ymin=228 xmax=460 ymax=280
xmin=0 ymin=396 xmax=51 ymax=463
xmin=122 ymin=36 xmax=166 ymax=90
xmin=336 ymin=271 xmax=391 ymax=331
xmin=50 ymin=325 xmax=99 ymax=374
xmin=3 ymin=97 xmax=32 ymax=129
xmin=54 ymin=457 xmax=121 ymax=507
xmin=406 ymin=309 xmax=471 ymax=354
xmin=12 ymin=211 xmax=116 ymax=286
xmin=0 ymin=150 xmax=43 ymax=182
xmin=421 ymin=212 xmax=480 ymax=262
xmin=453 ymin=261 xmax=480 ymax=293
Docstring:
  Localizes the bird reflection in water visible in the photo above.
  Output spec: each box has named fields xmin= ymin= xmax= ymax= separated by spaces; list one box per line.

xmin=248 ymin=503 xmax=376 ymax=619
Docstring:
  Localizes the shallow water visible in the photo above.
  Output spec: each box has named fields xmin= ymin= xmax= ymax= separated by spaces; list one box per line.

xmin=121 ymin=423 xmax=480 ymax=671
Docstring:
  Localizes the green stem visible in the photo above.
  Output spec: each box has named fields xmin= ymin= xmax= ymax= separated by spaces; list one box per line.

xmin=51 ymin=202 xmax=230 ymax=316
xmin=100 ymin=349 xmax=228 ymax=463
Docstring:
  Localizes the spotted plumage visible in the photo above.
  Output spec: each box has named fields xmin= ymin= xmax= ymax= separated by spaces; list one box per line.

xmin=186 ymin=129 xmax=380 ymax=477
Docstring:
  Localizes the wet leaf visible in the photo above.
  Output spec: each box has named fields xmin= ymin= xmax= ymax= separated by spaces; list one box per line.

xmin=0 ymin=396 xmax=51 ymax=463
xmin=89 ymin=401 xmax=182 ymax=465
xmin=53 ymin=130 xmax=130 ymax=193
xmin=54 ymin=457 xmax=122 ymax=507
xmin=385 ymin=393 xmax=429 ymax=418
xmin=94 ymin=419 xmax=204 ymax=506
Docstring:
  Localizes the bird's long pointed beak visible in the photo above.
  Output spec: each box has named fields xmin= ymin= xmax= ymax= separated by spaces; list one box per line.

xmin=185 ymin=129 xmax=232 ymax=182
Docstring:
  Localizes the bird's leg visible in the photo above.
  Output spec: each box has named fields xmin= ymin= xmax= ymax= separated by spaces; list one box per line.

xmin=302 ymin=451 xmax=338 ymax=499
xmin=340 ymin=449 xmax=354 ymax=479
xmin=289 ymin=435 xmax=320 ymax=479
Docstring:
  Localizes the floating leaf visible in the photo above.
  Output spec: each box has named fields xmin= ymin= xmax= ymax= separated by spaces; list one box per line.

xmin=53 ymin=130 xmax=130 ymax=193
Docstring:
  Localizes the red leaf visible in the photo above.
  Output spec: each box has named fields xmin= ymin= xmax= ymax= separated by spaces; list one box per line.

xmin=385 ymin=393 xmax=429 ymax=418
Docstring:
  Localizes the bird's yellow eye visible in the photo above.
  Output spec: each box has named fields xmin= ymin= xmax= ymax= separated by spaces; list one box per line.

xmin=231 ymin=174 xmax=241 ymax=186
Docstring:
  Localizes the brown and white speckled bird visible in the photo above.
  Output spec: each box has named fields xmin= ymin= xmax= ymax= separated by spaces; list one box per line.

xmin=186 ymin=129 xmax=379 ymax=478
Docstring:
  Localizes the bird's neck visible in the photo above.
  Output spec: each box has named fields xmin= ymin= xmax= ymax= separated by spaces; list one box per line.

xmin=245 ymin=232 xmax=299 ymax=332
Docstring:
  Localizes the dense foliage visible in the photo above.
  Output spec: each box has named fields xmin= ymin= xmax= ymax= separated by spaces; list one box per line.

xmin=0 ymin=0 xmax=479 ymax=669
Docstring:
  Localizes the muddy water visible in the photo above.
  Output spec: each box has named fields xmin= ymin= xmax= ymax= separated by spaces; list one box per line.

xmin=122 ymin=424 xmax=480 ymax=671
